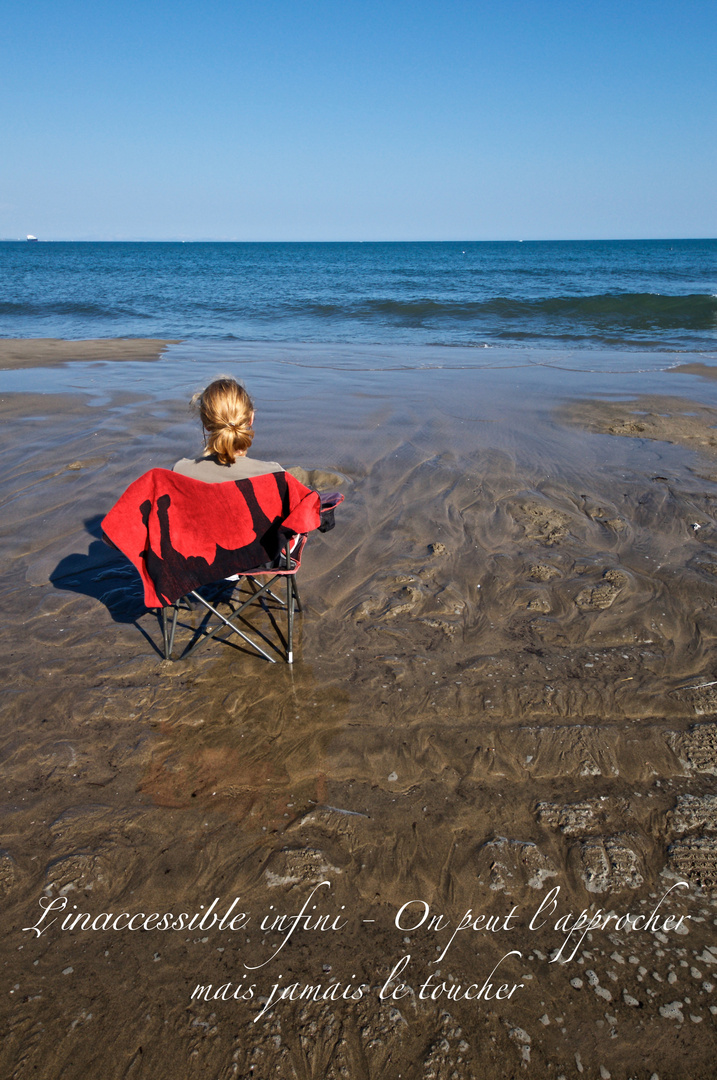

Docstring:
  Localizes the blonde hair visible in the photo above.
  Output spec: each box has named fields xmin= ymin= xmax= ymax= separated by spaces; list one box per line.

xmin=192 ymin=377 xmax=255 ymax=466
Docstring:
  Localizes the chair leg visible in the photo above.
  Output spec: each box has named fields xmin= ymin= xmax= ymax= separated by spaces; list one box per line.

xmin=161 ymin=606 xmax=170 ymax=659
xmin=161 ymin=605 xmax=180 ymax=660
xmin=286 ymin=574 xmax=294 ymax=664
xmin=292 ymin=576 xmax=303 ymax=613
xmin=168 ymin=605 xmax=179 ymax=658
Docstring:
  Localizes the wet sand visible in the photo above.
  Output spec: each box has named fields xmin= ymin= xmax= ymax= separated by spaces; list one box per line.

xmin=0 ymin=338 xmax=177 ymax=369
xmin=1 ymin=343 xmax=717 ymax=1079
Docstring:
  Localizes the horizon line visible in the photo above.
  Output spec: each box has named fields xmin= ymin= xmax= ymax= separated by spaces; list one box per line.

xmin=2 ymin=236 xmax=716 ymax=244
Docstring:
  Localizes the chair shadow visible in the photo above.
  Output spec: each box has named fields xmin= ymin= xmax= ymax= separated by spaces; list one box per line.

xmin=50 ymin=514 xmax=147 ymax=625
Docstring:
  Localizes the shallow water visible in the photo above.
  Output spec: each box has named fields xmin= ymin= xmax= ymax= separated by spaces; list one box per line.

xmin=2 ymin=344 xmax=717 ymax=1079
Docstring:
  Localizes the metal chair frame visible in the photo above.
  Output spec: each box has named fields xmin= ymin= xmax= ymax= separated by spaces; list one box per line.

xmin=160 ymin=536 xmax=305 ymax=664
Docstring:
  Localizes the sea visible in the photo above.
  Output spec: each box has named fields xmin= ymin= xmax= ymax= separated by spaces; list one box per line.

xmin=1 ymin=239 xmax=716 ymax=357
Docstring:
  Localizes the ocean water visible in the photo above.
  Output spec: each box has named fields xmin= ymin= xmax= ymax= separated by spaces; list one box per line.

xmin=1 ymin=240 xmax=716 ymax=354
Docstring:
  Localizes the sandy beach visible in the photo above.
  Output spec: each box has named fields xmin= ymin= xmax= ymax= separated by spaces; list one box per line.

xmin=1 ymin=340 xmax=717 ymax=1079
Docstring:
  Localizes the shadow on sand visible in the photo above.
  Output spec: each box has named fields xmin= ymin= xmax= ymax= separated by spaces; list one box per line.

xmin=50 ymin=513 xmax=147 ymax=624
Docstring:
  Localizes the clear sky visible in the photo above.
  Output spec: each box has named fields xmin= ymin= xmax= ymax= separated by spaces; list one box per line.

xmin=1 ymin=0 xmax=715 ymax=240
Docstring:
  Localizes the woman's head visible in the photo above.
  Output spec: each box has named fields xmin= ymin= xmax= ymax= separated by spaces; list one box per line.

xmin=192 ymin=377 xmax=255 ymax=465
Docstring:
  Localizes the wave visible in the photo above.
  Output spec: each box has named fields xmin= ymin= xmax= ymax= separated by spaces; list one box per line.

xmin=0 ymin=301 xmax=152 ymax=319
xmin=1 ymin=292 xmax=715 ymax=349
xmin=293 ymin=293 xmax=717 ymax=331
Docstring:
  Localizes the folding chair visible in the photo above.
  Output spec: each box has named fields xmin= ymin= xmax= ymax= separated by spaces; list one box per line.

xmin=102 ymin=468 xmax=343 ymax=664
xmin=160 ymin=532 xmax=306 ymax=663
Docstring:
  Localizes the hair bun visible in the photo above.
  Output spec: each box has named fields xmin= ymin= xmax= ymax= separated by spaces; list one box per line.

xmin=194 ymin=378 xmax=255 ymax=466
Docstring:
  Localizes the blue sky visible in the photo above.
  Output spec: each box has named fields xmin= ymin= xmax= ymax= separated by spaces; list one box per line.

xmin=1 ymin=0 xmax=715 ymax=240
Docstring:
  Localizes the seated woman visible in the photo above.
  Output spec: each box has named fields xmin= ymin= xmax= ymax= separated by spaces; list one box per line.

xmin=173 ymin=377 xmax=282 ymax=483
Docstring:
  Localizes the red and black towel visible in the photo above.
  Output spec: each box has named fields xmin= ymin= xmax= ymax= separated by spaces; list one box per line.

xmin=102 ymin=468 xmax=323 ymax=607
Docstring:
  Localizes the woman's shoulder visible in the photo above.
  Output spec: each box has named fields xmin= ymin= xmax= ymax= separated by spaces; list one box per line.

xmin=173 ymin=455 xmax=283 ymax=483
xmin=172 ymin=456 xmax=198 ymax=473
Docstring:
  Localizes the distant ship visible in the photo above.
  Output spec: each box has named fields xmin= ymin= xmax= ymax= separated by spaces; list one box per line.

xmin=26 ymin=234 xmax=38 ymax=242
